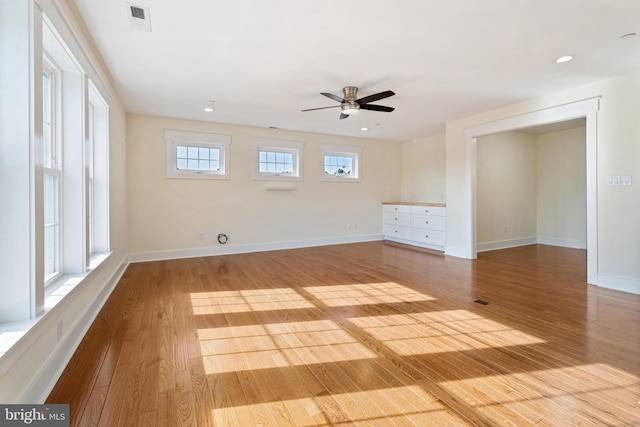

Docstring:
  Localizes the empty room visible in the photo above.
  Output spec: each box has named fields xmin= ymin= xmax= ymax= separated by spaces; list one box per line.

xmin=1 ymin=0 xmax=639 ymax=425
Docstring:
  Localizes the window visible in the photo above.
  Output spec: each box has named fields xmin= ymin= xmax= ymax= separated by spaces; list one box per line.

xmin=165 ymin=130 xmax=231 ymax=179
xmin=42 ymin=61 xmax=62 ymax=284
xmin=0 ymin=3 xmax=112 ymax=328
xmin=252 ymin=137 xmax=304 ymax=181
xmin=320 ymin=144 xmax=361 ymax=182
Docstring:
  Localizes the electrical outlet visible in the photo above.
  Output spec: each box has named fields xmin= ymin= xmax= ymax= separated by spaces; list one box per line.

xmin=57 ymin=320 xmax=63 ymax=340
xmin=353 ymin=223 xmax=358 ymax=230
xmin=503 ymin=226 xmax=507 ymax=233
xmin=198 ymin=232 xmax=205 ymax=240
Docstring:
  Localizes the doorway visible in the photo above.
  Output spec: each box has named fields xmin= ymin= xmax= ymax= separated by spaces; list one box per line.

xmin=465 ymin=98 xmax=599 ymax=284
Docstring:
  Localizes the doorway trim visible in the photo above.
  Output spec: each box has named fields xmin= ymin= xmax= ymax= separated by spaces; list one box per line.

xmin=464 ymin=97 xmax=600 ymax=284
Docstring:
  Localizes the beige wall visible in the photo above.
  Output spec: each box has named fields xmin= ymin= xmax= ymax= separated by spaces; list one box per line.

xmin=476 ymin=131 xmax=537 ymax=246
xmin=445 ymin=70 xmax=640 ymax=294
xmin=127 ymin=115 xmax=401 ymax=256
xmin=400 ymin=133 xmax=446 ymax=203
xmin=537 ymin=127 xmax=587 ymax=247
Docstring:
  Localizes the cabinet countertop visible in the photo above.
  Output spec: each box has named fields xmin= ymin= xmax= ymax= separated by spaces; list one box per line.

xmin=383 ymin=202 xmax=446 ymax=207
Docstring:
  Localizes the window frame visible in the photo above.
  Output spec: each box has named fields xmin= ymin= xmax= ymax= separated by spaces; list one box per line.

xmin=165 ymin=130 xmax=232 ymax=180
xmin=320 ymin=144 xmax=362 ymax=182
xmin=252 ymin=137 xmax=304 ymax=181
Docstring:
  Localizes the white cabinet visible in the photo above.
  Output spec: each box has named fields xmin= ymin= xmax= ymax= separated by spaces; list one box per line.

xmin=383 ymin=203 xmax=446 ymax=251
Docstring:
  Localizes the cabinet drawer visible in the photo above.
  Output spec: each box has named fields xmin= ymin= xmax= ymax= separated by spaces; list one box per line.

xmin=383 ymin=204 xmax=411 ymax=214
xmin=411 ymin=229 xmax=445 ymax=246
xmin=384 ymin=224 xmax=411 ymax=240
xmin=410 ymin=206 xmax=445 ymax=217
xmin=383 ymin=212 xmax=411 ymax=227
xmin=411 ymin=215 xmax=446 ymax=231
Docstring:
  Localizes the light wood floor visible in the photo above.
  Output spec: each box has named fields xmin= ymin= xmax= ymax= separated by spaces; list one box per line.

xmin=47 ymin=242 xmax=640 ymax=426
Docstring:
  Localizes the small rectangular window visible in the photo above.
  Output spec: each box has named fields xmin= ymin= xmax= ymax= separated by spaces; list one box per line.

xmin=252 ymin=137 xmax=303 ymax=181
xmin=165 ymin=130 xmax=231 ymax=179
xmin=320 ymin=144 xmax=361 ymax=182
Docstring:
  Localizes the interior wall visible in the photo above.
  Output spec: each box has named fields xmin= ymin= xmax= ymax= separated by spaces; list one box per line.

xmin=476 ymin=131 xmax=537 ymax=248
xmin=537 ymin=127 xmax=587 ymax=248
xmin=127 ymin=114 xmax=401 ymax=256
xmin=445 ymin=70 xmax=640 ymax=294
xmin=400 ymin=132 xmax=446 ymax=202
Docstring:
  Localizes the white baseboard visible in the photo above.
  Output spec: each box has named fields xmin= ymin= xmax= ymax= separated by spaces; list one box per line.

xmin=477 ymin=237 xmax=537 ymax=252
xmin=19 ymin=255 xmax=130 ymax=403
xmin=537 ymin=236 xmax=586 ymax=249
xmin=597 ymin=273 xmax=640 ymax=295
xmin=129 ymin=234 xmax=384 ymax=263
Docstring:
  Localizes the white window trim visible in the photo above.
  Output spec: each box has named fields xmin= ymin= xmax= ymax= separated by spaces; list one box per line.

xmin=252 ymin=137 xmax=304 ymax=181
xmin=320 ymin=144 xmax=362 ymax=182
xmin=165 ymin=130 xmax=232 ymax=180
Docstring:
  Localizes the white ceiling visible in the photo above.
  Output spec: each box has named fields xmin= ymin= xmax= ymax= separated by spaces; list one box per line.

xmin=72 ymin=0 xmax=640 ymax=142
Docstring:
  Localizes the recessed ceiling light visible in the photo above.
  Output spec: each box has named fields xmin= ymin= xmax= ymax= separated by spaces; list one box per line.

xmin=555 ymin=55 xmax=574 ymax=63
xmin=361 ymin=127 xmax=368 ymax=131
xmin=203 ymin=107 xmax=214 ymax=112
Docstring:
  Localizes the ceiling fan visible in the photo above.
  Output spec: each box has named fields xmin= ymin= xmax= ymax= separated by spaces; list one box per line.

xmin=301 ymin=86 xmax=395 ymax=120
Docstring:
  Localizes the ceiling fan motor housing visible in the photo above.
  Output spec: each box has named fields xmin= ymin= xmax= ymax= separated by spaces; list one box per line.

xmin=342 ymin=86 xmax=359 ymax=100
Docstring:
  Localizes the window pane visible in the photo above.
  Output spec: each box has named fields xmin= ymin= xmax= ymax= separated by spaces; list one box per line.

xmin=275 ymin=152 xmax=284 ymax=163
xmin=210 ymin=149 xmax=219 ymax=161
xmin=44 ymin=225 xmax=57 ymax=279
xmin=210 ymin=160 xmax=220 ymax=171
xmin=177 ymin=145 xmax=188 ymax=158
xmin=188 ymin=147 xmax=199 ymax=158
xmin=177 ymin=159 xmax=188 ymax=170
xmin=199 ymin=147 xmax=210 ymax=159
xmin=44 ymin=173 xmax=59 ymax=280
xmin=188 ymin=159 xmax=198 ymax=170
xmin=199 ymin=159 xmax=209 ymax=170
xmin=43 ymin=72 xmax=53 ymax=169
xmin=266 ymin=163 xmax=276 ymax=173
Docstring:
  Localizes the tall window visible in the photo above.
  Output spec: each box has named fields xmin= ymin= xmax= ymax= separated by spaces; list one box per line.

xmin=42 ymin=66 xmax=61 ymax=284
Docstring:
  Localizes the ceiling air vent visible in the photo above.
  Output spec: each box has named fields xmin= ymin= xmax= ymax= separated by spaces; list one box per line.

xmin=125 ymin=3 xmax=151 ymax=32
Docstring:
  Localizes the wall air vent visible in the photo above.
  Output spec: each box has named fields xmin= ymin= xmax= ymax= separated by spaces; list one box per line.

xmin=125 ymin=3 xmax=151 ymax=32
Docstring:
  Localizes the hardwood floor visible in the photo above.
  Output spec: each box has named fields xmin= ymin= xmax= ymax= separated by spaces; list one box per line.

xmin=47 ymin=242 xmax=640 ymax=426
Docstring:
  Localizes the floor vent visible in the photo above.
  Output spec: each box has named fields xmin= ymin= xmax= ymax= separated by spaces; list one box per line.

xmin=474 ymin=299 xmax=489 ymax=305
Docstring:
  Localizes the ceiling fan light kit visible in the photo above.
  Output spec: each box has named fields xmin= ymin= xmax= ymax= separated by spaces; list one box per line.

xmin=302 ymin=86 xmax=395 ymax=120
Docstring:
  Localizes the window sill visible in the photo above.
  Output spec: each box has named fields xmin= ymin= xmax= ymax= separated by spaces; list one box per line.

xmin=320 ymin=175 xmax=361 ymax=183
xmin=0 ymin=251 xmax=112 ymax=359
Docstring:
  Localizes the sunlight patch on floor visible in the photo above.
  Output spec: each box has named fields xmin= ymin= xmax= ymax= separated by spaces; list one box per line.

xmin=303 ymin=282 xmax=435 ymax=307
xmin=190 ymin=288 xmax=314 ymax=314
xmin=348 ymin=310 xmax=545 ymax=355
xmin=210 ymin=385 xmax=468 ymax=426
xmin=438 ymin=363 xmax=640 ymax=426
xmin=199 ymin=320 xmax=377 ymax=374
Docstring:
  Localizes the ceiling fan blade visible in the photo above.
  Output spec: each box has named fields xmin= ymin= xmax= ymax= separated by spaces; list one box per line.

xmin=360 ymin=104 xmax=395 ymax=112
xmin=301 ymin=105 xmax=341 ymax=112
xmin=339 ymin=113 xmax=349 ymax=120
xmin=321 ymin=92 xmax=345 ymax=103
xmin=356 ymin=90 xmax=395 ymax=105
